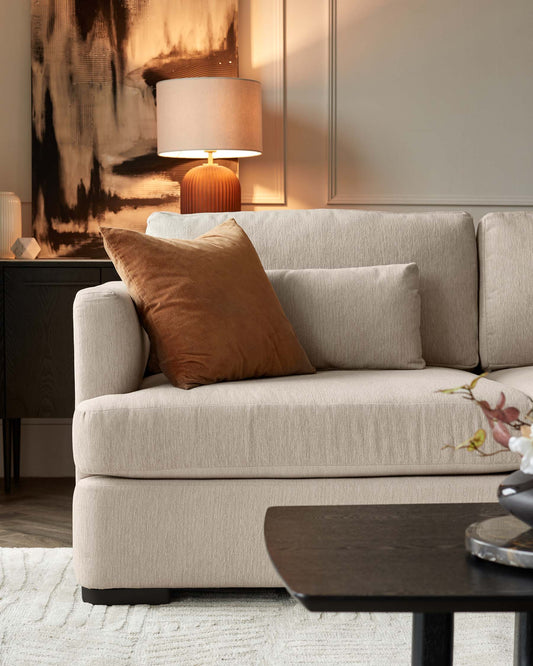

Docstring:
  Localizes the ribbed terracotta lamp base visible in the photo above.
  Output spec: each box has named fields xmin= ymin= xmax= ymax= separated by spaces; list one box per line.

xmin=180 ymin=164 xmax=241 ymax=214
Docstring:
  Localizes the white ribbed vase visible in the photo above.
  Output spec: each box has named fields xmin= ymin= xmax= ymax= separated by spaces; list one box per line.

xmin=0 ymin=192 xmax=22 ymax=258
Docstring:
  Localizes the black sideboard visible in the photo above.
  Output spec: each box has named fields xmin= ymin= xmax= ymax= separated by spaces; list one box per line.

xmin=0 ymin=259 xmax=120 ymax=492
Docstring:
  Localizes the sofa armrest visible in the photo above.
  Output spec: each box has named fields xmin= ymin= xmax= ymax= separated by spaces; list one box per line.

xmin=73 ymin=281 xmax=150 ymax=405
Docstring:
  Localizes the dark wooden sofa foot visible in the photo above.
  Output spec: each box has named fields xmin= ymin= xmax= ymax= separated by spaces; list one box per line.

xmin=81 ymin=587 xmax=171 ymax=605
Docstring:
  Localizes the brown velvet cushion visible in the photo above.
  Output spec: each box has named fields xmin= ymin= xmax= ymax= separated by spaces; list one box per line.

xmin=100 ymin=219 xmax=315 ymax=389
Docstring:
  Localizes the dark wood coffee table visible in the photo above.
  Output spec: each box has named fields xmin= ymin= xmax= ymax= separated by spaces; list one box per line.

xmin=264 ymin=503 xmax=533 ymax=666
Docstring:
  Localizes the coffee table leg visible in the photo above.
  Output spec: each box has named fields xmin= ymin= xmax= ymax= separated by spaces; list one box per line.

xmin=412 ymin=612 xmax=454 ymax=666
xmin=515 ymin=612 xmax=533 ymax=666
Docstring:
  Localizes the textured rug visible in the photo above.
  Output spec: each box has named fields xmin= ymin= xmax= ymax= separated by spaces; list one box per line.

xmin=0 ymin=548 xmax=514 ymax=665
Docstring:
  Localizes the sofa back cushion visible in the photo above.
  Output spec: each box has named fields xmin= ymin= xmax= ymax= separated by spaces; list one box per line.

xmin=478 ymin=212 xmax=533 ymax=370
xmin=147 ymin=209 xmax=478 ymax=368
xmin=267 ymin=264 xmax=425 ymax=370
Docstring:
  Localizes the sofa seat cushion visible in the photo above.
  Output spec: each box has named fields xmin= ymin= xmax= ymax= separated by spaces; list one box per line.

xmin=73 ymin=368 xmax=529 ymax=479
xmin=489 ymin=367 xmax=533 ymax=400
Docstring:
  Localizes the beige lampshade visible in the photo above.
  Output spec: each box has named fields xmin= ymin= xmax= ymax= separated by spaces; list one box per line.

xmin=156 ymin=77 xmax=262 ymax=159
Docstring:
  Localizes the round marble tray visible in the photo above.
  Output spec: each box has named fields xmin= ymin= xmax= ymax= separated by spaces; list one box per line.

xmin=466 ymin=515 xmax=533 ymax=568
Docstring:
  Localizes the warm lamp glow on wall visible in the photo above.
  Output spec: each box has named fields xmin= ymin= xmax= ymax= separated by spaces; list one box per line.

xmin=156 ymin=77 xmax=262 ymax=213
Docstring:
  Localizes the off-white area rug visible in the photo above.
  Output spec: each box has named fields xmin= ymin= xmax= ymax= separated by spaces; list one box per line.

xmin=0 ymin=548 xmax=514 ymax=665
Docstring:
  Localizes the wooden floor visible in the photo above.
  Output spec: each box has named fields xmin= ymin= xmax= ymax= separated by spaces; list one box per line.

xmin=0 ymin=478 xmax=74 ymax=547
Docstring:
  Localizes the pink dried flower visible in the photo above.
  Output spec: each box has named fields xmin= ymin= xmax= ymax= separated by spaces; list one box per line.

xmin=478 ymin=393 xmax=520 ymax=425
xmin=489 ymin=420 xmax=511 ymax=449
xmin=439 ymin=374 xmax=530 ymax=462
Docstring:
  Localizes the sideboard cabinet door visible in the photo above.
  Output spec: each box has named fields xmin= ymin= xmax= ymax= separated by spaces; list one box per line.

xmin=101 ymin=265 xmax=120 ymax=283
xmin=0 ymin=268 xmax=4 ymax=417
xmin=4 ymin=266 xmax=101 ymax=418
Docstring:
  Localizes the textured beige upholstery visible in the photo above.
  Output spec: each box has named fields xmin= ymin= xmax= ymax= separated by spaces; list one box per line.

xmin=147 ymin=209 xmax=479 ymax=369
xmin=268 ymin=264 xmax=424 ymax=370
xmin=489 ymin=367 xmax=533 ymax=400
xmin=479 ymin=212 xmax=533 ymax=370
xmin=73 ymin=368 xmax=527 ymax=479
xmin=73 ymin=282 xmax=149 ymax=405
xmin=73 ymin=474 xmax=508 ymax=589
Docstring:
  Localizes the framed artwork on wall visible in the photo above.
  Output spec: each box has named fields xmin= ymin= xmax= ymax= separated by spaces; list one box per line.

xmin=31 ymin=0 xmax=238 ymax=257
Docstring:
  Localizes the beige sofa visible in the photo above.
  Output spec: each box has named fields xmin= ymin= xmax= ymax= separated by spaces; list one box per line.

xmin=72 ymin=209 xmax=533 ymax=604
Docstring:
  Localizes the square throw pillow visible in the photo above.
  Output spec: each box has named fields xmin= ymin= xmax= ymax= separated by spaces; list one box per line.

xmin=267 ymin=264 xmax=425 ymax=370
xmin=100 ymin=219 xmax=315 ymax=389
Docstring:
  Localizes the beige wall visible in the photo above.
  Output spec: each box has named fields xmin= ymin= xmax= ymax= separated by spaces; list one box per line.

xmin=1 ymin=0 xmax=532 ymax=475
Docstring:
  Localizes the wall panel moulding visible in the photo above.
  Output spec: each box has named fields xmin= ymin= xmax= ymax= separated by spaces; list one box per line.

xmin=328 ymin=0 xmax=533 ymax=206
xmin=239 ymin=0 xmax=286 ymax=205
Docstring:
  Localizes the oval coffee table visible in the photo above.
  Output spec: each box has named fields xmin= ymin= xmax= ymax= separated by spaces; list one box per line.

xmin=264 ymin=503 xmax=533 ymax=665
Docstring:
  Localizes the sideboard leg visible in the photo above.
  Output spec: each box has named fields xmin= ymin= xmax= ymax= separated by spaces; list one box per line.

xmin=412 ymin=612 xmax=454 ymax=666
xmin=515 ymin=612 xmax=533 ymax=666
xmin=12 ymin=418 xmax=21 ymax=483
xmin=2 ymin=419 xmax=12 ymax=493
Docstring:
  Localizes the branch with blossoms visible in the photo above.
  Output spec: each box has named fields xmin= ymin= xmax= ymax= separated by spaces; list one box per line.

xmin=438 ymin=373 xmax=533 ymax=473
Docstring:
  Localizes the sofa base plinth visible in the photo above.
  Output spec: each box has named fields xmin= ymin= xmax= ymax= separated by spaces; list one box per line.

xmin=81 ymin=586 xmax=171 ymax=606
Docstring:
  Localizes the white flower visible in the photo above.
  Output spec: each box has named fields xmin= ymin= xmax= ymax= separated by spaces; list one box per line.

xmin=509 ymin=436 xmax=533 ymax=474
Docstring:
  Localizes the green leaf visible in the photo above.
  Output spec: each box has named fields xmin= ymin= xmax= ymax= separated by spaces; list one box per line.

xmin=468 ymin=373 xmax=488 ymax=391
xmin=467 ymin=429 xmax=486 ymax=450
xmin=453 ymin=429 xmax=486 ymax=451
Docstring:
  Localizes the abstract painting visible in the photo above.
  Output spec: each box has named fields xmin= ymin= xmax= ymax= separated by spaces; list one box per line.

xmin=31 ymin=0 xmax=238 ymax=257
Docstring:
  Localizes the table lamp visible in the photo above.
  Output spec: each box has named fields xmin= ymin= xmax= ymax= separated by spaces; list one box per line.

xmin=156 ymin=77 xmax=262 ymax=213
